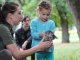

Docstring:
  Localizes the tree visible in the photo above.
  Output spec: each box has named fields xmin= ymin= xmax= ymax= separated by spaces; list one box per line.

xmin=66 ymin=0 xmax=80 ymax=41
xmin=18 ymin=0 xmax=26 ymax=6
xmin=0 ymin=0 xmax=5 ymax=4
xmin=54 ymin=0 xmax=70 ymax=43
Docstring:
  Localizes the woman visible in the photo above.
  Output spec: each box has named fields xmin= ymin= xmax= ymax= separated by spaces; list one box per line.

xmin=0 ymin=2 xmax=52 ymax=60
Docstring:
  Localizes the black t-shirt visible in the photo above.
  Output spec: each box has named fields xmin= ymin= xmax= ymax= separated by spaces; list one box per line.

xmin=15 ymin=27 xmax=32 ymax=49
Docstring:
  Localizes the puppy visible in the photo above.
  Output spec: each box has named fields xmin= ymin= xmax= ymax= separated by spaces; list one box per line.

xmin=38 ymin=31 xmax=57 ymax=53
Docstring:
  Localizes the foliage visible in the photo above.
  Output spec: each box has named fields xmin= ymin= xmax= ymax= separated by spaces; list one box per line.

xmin=0 ymin=0 xmax=5 ymax=3
xmin=22 ymin=0 xmax=38 ymax=19
xmin=53 ymin=0 xmax=74 ymax=27
xmin=0 ymin=0 xmax=74 ymax=27
xmin=22 ymin=0 xmax=74 ymax=27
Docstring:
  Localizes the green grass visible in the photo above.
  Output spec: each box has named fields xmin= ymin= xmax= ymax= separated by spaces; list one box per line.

xmin=50 ymin=30 xmax=79 ymax=60
xmin=54 ymin=43 xmax=80 ymax=60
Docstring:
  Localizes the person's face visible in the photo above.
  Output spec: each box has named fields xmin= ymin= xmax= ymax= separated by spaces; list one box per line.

xmin=23 ymin=18 xmax=30 ymax=28
xmin=11 ymin=6 xmax=22 ymax=25
xmin=38 ymin=8 xmax=51 ymax=22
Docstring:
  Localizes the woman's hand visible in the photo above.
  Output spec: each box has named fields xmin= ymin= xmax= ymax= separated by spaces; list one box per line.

xmin=37 ymin=41 xmax=52 ymax=51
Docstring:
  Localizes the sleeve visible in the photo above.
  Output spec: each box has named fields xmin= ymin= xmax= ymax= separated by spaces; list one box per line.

xmin=30 ymin=20 xmax=41 ymax=40
xmin=0 ymin=25 xmax=14 ymax=46
xmin=27 ymin=36 xmax=32 ymax=43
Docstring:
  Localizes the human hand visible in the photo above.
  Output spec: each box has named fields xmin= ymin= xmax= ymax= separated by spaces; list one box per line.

xmin=22 ymin=41 xmax=28 ymax=50
xmin=19 ymin=48 xmax=24 ymax=51
xmin=39 ymin=32 xmax=45 ymax=38
xmin=37 ymin=41 xmax=52 ymax=51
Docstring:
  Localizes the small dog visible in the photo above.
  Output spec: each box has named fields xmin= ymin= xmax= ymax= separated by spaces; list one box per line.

xmin=38 ymin=31 xmax=57 ymax=53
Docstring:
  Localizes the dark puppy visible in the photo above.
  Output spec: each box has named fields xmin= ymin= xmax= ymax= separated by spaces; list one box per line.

xmin=42 ymin=31 xmax=56 ymax=42
xmin=38 ymin=31 xmax=57 ymax=53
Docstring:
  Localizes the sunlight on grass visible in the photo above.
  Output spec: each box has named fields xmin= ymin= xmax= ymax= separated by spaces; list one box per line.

xmin=54 ymin=43 xmax=80 ymax=60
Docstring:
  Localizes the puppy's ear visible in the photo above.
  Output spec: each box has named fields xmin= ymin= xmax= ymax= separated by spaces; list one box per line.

xmin=52 ymin=34 xmax=57 ymax=39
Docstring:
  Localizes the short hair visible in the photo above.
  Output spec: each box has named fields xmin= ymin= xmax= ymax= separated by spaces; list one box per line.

xmin=38 ymin=1 xmax=52 ymax=11
xmin=22 ymin=16 xmax=30 ymax=22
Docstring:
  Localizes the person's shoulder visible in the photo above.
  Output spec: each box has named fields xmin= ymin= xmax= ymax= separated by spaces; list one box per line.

xmin=0 ymin=24 xmax=11 ymax=35
xmin=15 ymin=27 xmax=22 ymax=33
xmin=0 ymin=24 xmax=9 ymax=31
xmin=48 ymin=19 xmax=55 ymax=23
xmin=31 ymin=18 xmax=39 ymax=23
xmin=31 ymin=18 xmax=38 ymax=22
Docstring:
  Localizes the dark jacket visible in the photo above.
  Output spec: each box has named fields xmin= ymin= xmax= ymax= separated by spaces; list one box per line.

xmin=15 ymin=27 xmax=32 ymax=49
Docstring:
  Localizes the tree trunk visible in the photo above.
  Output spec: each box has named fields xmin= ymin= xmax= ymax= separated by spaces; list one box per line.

xmin=66 ymin=0 xmax=80 ymax=41
xmin=56 ymin=4 xmax=70 ymax=43
xmin=61 ymin=16 xmax=69 ymax=43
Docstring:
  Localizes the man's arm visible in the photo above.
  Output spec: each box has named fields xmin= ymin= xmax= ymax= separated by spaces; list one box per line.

xmin=22 ymin=36 xmax=32 ymax=49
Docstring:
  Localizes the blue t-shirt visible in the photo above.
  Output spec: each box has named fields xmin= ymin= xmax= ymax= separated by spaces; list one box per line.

xmin=30 ymin=18 xmax=55 ymax=48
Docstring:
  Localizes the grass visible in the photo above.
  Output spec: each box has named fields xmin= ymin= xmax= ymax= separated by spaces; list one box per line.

xmin=54 ymin=43 xmax=80 ymax=60
xmin=54 ymin=30 xmax=80 ymax=60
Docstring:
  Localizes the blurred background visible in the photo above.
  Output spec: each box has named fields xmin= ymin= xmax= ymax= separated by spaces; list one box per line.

xmin=0 ymin=0 xmax=80 ymax=60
